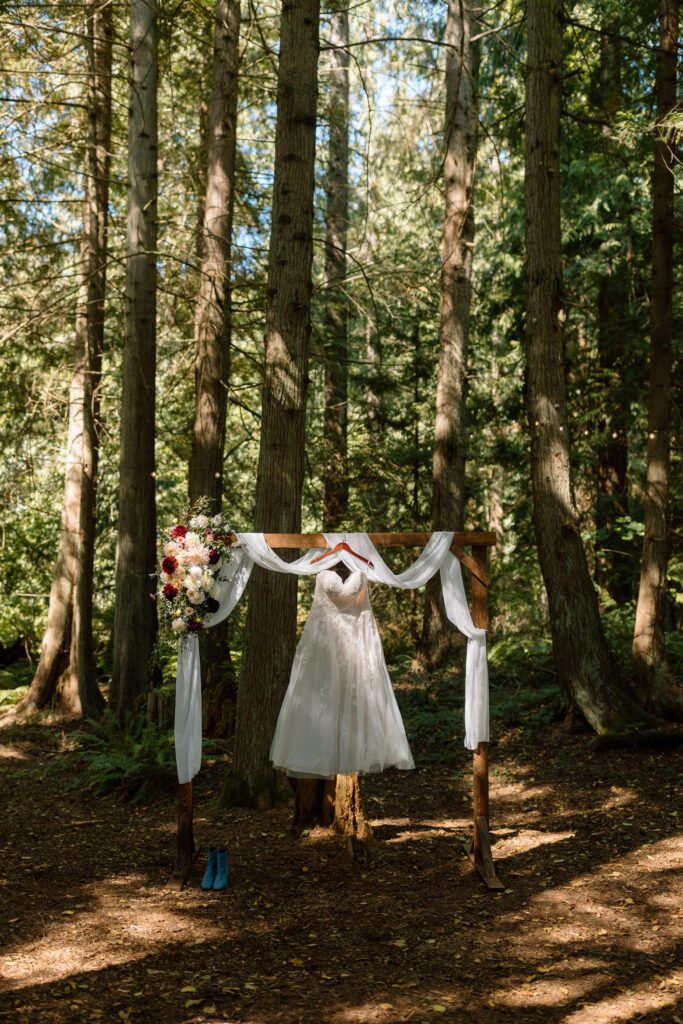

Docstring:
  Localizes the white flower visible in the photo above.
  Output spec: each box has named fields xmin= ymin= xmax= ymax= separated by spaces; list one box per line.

xmin=188 ymin=517 xmax=198 ymax=529
xmin=163 ymin=541 xmax=178 ymax=556
xmin=184 ymin=606 xmax=194 ymax=615
xmin=187 ymin=589 xmax=204 ymax=605
xmin=185 ymin=531 xmax=200 ymax=545
xmin=212 ymin=514 xmax=222 ymax=526
xmin=180 ymin=574 xmax=194 ymax=589
xmin=160 ymin=571 xmax=170 ymax=583
xmin=201 ymin=573 xmax=213 ymax=591
xmin=195 ymin=514 xmax=209 ymax=528
xmin=171 ymin=618 xmax=187 ymax=633
xmin=189 ymin=565 xmax=204 ymax=579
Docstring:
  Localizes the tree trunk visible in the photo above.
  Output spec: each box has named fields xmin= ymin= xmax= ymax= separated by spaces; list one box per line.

xmin=361 ymin=219 xmax=387 ymax=519
xmin=18 ymin=0 xmax=111 ymax=720
xmin=422 ymin=0 xmax=479 ymax=666
xmin=595 ymin=271 xmax=630 ymax=599
xmin=594 ymin=22 xmax=631 ymax=604
xmin=224 ymin=0 xmax=321 ymax=807
xmin=291 ymin=773 xmax=373 ymax=846
xmin=188 ymin=0 xmax=241 ymax=738
xmin=524 ymin=0 xmax=651 ymax=734
xmin=110 ymin=0 xmax=159 ymax=717
xmin=632 ymin=0 xmax=681 ymax=719
xmin=322 ymin=0 xmax=350 ymax=530
xmin=73 ymin=0 xmax=112 ymax=720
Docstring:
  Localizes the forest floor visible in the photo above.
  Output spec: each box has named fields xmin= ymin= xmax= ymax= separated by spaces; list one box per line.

xmin=0 ymin=717 xmax=681 ymax=1024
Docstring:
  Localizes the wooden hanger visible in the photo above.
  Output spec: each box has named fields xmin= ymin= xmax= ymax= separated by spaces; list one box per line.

xmin=310 ymin=540 xmax=373 ymax=568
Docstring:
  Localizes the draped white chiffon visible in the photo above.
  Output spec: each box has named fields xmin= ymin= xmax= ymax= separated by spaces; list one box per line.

xmin=270 ymin=570 xmax=414 ymax=778
xmin=174 ymin=531 xmax=489 ymax=784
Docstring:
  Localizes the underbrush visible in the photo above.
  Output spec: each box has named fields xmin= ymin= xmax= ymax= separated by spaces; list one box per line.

xmin=394 ymin=633 xmax=563 ymax=764
xmin=74 ymin=712 xmax=179 ymax=803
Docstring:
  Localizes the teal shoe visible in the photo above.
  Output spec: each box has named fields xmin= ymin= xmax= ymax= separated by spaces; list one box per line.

xmin=200 ymin=848 xmax=217 ymax=890
xmin=213 ymin=848 xmax=228 ymax=891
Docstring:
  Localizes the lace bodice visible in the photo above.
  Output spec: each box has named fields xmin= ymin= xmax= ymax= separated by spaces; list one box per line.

xmin=314 ymin=569 xmax=369 ymax=615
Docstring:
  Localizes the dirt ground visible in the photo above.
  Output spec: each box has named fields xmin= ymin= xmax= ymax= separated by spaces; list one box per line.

xmin=0 ymin=722 xmax=681 ymax=1024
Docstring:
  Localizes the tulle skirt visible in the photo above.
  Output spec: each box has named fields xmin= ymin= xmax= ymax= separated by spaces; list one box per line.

xmin=270 ymin=605 xmax=415 ymax=779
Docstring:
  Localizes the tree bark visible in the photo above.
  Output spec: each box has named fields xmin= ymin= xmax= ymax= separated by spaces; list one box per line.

xmin=225 ymin=0 xmax=321 ymax=807
xmin=524 ymin=0 xmax=651 ymax=734
xmin=594 ymin=22 xmax=631 ymax=604
xmin=18 ymin=0 xmax=111 ymax=720
xmin=110 ymin=0 xmax=159 ymax=716
xmin=188 ymin=0 xmax=241 ymax=738
xmin=322 ymin=0 xmax=350 ymax=530
xmin=73 ymin=0 xmax=112 ymax=719
xmin=422 ymin=0 xmax=479 ymax=666
xmin=291 ymin=773 xmax=373 ymax=846
xmin=360 ymin=219 xmax=387 ymax=519
xmin=632 ymin=0 xmax=681 ymax=719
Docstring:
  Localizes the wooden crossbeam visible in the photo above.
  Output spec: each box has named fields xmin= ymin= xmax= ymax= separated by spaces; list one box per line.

xmin=227 ymin=531 xmax=495 ymax=586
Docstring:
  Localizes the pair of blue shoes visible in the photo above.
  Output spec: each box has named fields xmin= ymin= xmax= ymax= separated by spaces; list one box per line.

xmin=200 ymin=847 xmax=228 ymax=891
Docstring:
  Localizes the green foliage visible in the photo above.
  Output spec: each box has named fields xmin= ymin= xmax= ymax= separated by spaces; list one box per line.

xmin=75 ymin=712 xmax=178 ymax=803
xmin=0 ymin=683 xmax=28 ymax=707
xmin=0 ymin=0 xmax=680 ymax=711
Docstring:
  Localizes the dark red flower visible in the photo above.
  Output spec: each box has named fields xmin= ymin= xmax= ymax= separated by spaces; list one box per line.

xmin=187 ymin=620 xmax=203 ymax=632
xmin=171 ymin=525 xmax=188 ymax=539
xmin=208 ymin=548 xmax=220 ymax=565
xmin=161 ymin=556 xmax=178 ymax=574
xmin=162 ymin=583 xmax=178 ymax=600
xmin=206 ymin=597 xmax=219 ymax=614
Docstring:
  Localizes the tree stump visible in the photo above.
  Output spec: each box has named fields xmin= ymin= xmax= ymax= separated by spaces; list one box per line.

xmin=291 ymin=773 xmax=373 ymax=858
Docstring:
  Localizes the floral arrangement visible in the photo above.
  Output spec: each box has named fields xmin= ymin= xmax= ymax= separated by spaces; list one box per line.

xmin=157 ymin=506 xmax=234 ymax=646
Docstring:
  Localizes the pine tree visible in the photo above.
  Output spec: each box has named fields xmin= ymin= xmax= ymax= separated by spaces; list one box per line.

xmin=110 ymin=0 xmax=159 ymax=716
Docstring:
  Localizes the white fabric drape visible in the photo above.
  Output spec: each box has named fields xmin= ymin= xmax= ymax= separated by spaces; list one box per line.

xmin=174 ymin=531 xmax=489 ymax=784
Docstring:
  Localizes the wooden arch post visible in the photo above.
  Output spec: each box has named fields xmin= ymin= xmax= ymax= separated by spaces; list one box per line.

xmin=169 ymin=530 xmax=502 ymax=890
xmin=467 ymin=540 xmax=504 ymax=890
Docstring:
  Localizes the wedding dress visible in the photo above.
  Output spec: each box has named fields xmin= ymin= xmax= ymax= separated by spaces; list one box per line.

xmin=270 ymin=569 xmax=415 ymax=779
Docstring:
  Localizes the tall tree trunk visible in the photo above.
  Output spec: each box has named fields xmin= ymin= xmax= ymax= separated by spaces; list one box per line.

xmin=524 ymin=0 xmax=650 ymax=734
xmin=188 ymin=0 xmax=241 ymax=738
xmin=594 ymin=21 xmax=631 ymax=604
xmin=632 ymin=0 xmax=681 ymax=719
xmin=361 ymin=219 xmax=386 ymax=518
xmin=487 ymin=341 xmax=504 ymax=559
xmin=73 ymin=0 xmax=112 ymax=719
xmin=322 ymin=0 xmax=350 ymax=530
xmin=18 ymin=0 xmax=112 ymax=720
xmin=421 ymin=0 xmax=479 ymax=666
xmin=110 ymin=0 xmax=159 ymax=717
xmin=224 ymin=0 xmax=321 ymax=807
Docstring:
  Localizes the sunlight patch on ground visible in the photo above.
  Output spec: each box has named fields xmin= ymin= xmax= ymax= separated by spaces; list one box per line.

xmin=560 ymin=965 xmax=683 ymax=1023
xmin=0 ymin=744 xmax=30 ymax=760
xmin=493 ymin=828 xmax=576 ymax=861
xmin=0 ymin=875 xmax=226 ymax=992
xmin=524 ymin=835 xmax=683 ymax=954
xmin=329 ymin=991 xmax=461 ymax=1022
xmin=486 ymin=835 xmax=683 ymax=1020
xmin=371 ymin=817 xmax=469 ymax=843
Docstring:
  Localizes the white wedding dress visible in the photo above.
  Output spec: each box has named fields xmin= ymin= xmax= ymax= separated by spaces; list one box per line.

xmin=270 ymin=569 xmax=415 ymax=779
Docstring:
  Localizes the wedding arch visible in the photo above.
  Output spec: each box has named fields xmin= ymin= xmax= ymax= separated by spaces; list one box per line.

xmin=170 ymin=530 xmax=502 ymax=891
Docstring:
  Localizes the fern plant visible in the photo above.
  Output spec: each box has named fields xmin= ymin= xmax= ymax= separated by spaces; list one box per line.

xmin=75 ymin=711 xmax=178 ymax=803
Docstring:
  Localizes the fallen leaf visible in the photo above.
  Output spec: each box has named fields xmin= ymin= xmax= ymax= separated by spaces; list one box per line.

xmin=431 ymin=1005 xmax=446 ymax=1013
